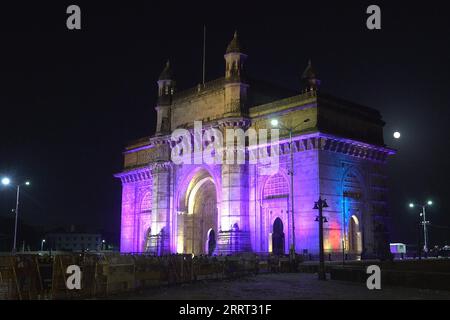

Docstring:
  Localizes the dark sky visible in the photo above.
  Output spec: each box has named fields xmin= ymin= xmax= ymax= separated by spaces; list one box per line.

xmin=0 ymin=1 xmax=449 ymax=246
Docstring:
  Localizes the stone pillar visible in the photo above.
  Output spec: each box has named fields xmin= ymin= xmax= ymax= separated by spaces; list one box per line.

xmin=119 ymin=182 xmax=136 ymax=253
xmin=115 ymin=168 xmax=152 ymax=253
xmin=217 ymin=162 xmax=251 ymax=254
xmin=148 ymin=162 xmax=171 ymax=255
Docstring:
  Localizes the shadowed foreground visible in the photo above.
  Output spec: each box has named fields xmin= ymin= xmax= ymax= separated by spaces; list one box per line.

xmin=113 ymin=273 xmax=450 ymax=300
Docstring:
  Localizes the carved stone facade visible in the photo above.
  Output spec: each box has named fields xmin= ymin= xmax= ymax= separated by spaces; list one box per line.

xmin=115 ymin=32 xmax=395 ymax=258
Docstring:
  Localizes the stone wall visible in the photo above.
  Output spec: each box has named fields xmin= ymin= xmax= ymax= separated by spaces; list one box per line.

xmin=117 ymin=168 xmax=152 ymax=252
xmin=171 ymin=86 xmax=225 ymax=129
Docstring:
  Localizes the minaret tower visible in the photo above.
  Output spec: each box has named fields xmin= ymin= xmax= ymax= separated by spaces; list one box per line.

xmin=223 ymin=31 xmax=249 ymax=117
xmin=218 ymin=31 xmax=251 ymax=254
xmin=155 ymin=60 xmax=175 ymax=135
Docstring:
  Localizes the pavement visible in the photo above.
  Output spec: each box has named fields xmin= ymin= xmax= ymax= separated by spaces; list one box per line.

xmin=114 ymin=273 xmax=450 ymax=300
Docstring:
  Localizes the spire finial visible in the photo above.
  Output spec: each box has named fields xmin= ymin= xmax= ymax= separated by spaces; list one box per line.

xmin=158 ymin=59 xmax=173 ymax=81
xmin=226 ymin=30 xmax=243 ymax=54
xmin=301 ymin=59 xmax=320 ymax=91
xmin=302 ymin=59 xmax=316 ymax=79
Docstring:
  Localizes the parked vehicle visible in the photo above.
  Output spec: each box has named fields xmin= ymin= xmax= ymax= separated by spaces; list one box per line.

xmin=438 ymin=245 xmax=450 ymax=258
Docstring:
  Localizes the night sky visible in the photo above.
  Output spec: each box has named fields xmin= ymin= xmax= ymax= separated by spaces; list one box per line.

xmin=0 ymin=1 xmax=449 ymax=247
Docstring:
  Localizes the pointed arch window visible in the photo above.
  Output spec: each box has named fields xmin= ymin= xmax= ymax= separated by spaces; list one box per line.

xmin=263 ymin=173 xmax=289 ymax=200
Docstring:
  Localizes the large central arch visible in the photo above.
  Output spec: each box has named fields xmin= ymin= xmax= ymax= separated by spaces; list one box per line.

xmin=176 ymin=168 xmax=219 ymax=255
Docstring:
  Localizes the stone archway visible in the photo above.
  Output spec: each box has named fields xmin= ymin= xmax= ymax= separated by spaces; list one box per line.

xmin=342 ymin=168 xmax=365 ymax=257
xmin=139 ymin=192 xmax=152 ymax=252
xmin=272 ymin=217 xmax=285 ymax=255
xmin=206 ymin=229 xmax=217 ymax=256
xmin=348 ymin=215 xmax=362 ymax=253
xmin=262 ymin=173 xmax=289 ymax=254
xmin=177 ymin=169 xmax=218 ymax=255
xmin=144 ymin=227 xmax=152 ymax=252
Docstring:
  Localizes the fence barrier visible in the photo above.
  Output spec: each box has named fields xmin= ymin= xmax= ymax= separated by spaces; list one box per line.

xmin=0 ymin=253 xmax=298 ymax=300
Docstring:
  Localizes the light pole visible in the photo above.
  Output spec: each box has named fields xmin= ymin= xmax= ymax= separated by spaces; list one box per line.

xmin=1 ymin=177 xmax=31 ymax=254
xmin=271 ymin=118 xmax=310 ymax=259
xmin=314 ymin=197 xmax=328 ymax=280
xmin=409 ymin=200 xmax=433 ymax=253
xmin=342 ymin=199 xmax=347 ymax=265
xmin=41 ymin=239 xmax=46 ymax=251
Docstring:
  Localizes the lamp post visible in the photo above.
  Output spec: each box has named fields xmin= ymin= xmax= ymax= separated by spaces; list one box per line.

xmin=314 ymin=197 xmax=328 ymax=280
xmin=1 ymin=177 xmax=31 ymax=254
xmin=271 ymin=118 xmax=310 ymax=259
xmin=342 ymin=193 xmax=348 ymax=265
xmin=41 ymin=239 xmax=46 ymax=251
xmin=409 ymin=200 xmax=433 ymax=253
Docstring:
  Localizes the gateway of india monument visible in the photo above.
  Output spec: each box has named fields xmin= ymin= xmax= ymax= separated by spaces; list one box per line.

xmin=115 ymin=32 xmax=395 ymax=259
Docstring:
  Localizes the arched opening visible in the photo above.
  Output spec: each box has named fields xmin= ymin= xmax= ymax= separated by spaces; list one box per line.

xmin=144 ymin=228 xmax=152 ymax=252
xmin=342 ymin=169 xmax=364 ymax=257
xmin=140 ymin=192 xmax=152 ymax=252
xmin=348 ymin=215 xmax=362 ymax=253
xmin=177 ymin=169 xmax=218 ymax=255
xmin=205 ymin=229 xmax=216 ymax=256
xmin=263 ymin=173 xmax=289 ymax=254
xmin=158 ymin=227 xmax=167 ymax=256
xmin=272 ymin=217 xmax=285 ymax=255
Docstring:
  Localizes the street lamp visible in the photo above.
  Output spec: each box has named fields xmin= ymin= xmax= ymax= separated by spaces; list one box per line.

xmin=41 ymin=239 xmax=46 ymax=251
xmin=1 ymin=177 xmax=31 ymax=253
xmin=270 ymin=118 xmax=310 ymax=259
xmin=409 ymin=200 xmax=433 ymax=253
xmin=314 ymin=197 xmax=328 ymax=280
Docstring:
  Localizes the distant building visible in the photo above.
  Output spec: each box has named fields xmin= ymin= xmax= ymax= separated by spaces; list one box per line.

xmin=45 ymin=232 xmax=102 ymax=252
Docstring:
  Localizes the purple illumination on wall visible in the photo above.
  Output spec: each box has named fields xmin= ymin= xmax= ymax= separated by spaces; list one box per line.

xmin=117 ymin=133 xmax=392 ymax=257
xmin=116 ymin=168 xmax=152 ymax=253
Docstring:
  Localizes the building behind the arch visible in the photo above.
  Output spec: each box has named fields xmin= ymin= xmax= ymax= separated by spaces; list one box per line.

xmin=115 ymin=32 xmax=395 ymax=259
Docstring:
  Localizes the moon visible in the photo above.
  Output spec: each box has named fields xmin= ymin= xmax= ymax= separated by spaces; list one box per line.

xmin=393 ymin=131 xmax=401 ymax=139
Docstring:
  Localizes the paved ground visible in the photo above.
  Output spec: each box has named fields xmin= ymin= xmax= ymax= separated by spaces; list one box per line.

xmin=115 ymin=273 xmax=450 ymax=300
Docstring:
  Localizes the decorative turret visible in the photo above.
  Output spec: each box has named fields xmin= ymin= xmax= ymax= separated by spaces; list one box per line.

xmin=301 ymin=59 xmax=320 ymax=92
xmin=224 ymin=31 xmax=247 ymax=83
xmin=226 ymin=30 xmax=243 ymax=54
xmin=224 ymin=31 xmax=249 ymax=117
xmin=155 ymin=60 xmax=175 ymax=135
xmin=157 ymin=60 xmax=175 ymax=105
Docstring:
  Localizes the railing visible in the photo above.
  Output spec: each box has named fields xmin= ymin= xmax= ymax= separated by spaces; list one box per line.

xmin=249 ymin=90 xmax=317 ymax=116
xmin=172 ymin=78 xmax=226 ymax=101
xmin=0 ymin=252 xmax=301 ymax=300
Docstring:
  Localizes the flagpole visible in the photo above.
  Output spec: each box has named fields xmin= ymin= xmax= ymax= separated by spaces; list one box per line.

xmin=202 ymin=25 xmax=206 ymax=86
